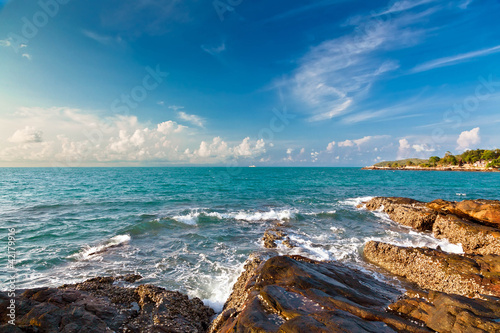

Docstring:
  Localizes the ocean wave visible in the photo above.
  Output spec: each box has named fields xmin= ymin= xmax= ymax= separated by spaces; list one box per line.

xmin=340 ymin=196 xmax=374 ymax=208
xmin=71 ymin=234 xmax=131 ymax=260
xmin=172 ymin=208 xmax=298 ymax=225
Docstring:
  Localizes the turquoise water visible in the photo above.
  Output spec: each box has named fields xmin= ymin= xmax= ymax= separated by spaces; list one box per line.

xmin=1 ymin=167 xmax=499 ymax=310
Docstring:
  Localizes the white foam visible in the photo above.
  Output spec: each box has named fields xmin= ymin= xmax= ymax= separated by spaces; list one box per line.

xmin=72 ymin=234 xmax=131 ymax=260
xmin=341 ymin=196 xmax=374 ymax=208
xmin=173 ymin=212 xmax=200 ymax=225
xmin=172 ymin=208 xmax=296 ymax=225
xmin=232 ymin=208 xmax=298 ymax=222
xmin=201 ymin=263 xmax=244 ymax=313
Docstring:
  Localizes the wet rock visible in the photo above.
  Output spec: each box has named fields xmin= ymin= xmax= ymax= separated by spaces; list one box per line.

xmin=363 ymin=241 xmax=500 ymax=297
xmin=208 ymin=255 xmax=432 ymax=333
xmin=262 ymin=227 xmax=294 ymax=249
xmin=433 ymin=214 xmax=500 ymax=256
xmin=362 ymin=197 xmax=437 ymax=231
xmin=0 ymin=274 xmax=215 ymax=333
xmin=389 ymin=290 xmax=500 ymax=333
xmin=428 ymin=199 xmax=500 ymax=228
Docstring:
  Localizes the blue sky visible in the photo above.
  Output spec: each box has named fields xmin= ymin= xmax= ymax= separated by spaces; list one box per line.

xmin=1 ymin=0 xmax=499 ymax=166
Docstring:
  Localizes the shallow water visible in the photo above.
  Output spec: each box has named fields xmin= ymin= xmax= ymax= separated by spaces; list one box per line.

xmin=1 ymin=167 xmax=499 ymax=311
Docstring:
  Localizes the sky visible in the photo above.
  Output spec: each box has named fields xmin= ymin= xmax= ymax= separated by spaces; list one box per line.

xmin=0 ymin=0 xmax=499 ymax=167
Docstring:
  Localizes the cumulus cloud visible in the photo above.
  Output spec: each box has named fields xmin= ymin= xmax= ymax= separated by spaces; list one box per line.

xmin=8 ymin=126 xmax=43 ymax=143
xmin=457 ymin=127 xmax=480 ymax=151
xmin=0 ymin=107 xmax=262 ymax=166
xmin=338 ymin=140 xmax=355 ymax=148
xmin=189 ymin=137 xmax=266 ymax=162
xmin=412 ymin=144 xmax=435 ymax=153
xmin=326 ymin=141 xmax=336 ymax=151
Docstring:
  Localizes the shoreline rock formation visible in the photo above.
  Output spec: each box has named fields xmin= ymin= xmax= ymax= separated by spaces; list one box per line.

xmin=208 ymin=255 xmax=431 ymax=332
xmin=4 ymin=196 xmax=500 ymax=332
xmin=361 ymin=197 xmax=500 ymax=256
xmin=0 ymin=275 xmax=214 ymax=333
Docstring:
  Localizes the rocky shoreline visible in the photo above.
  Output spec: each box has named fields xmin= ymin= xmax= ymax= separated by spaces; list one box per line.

xmin=3 ymin=197 xmax=500 ymax=332
xmin=362 ymin=165 xmax=500 ymax=172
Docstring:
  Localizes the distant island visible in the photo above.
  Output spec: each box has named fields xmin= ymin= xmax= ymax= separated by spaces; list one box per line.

xmin=363 ymin=149 xmax=500 ymax=172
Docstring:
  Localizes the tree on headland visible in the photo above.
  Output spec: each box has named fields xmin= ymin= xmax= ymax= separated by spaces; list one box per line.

xmin=429 ymin=156 xmax=440 ymax=167
xmin=372 ymin=148 xmax=500 ymax=169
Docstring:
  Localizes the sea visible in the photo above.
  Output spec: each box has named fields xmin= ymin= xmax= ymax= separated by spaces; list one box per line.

xmin=1 ymin=167 xmax=499 ymax=311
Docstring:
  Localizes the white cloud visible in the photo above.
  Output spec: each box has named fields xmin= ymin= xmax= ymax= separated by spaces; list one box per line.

xmin=0 ymin=39 xmax=11 ymax=47
xmin=0 ymin=106 xmax=262 ymax=166
xmin=399 ymin=138 xmax=411 ymax=149
xmin=376 ymin=0 xmax=436 ymax=16
xmin=178 ymin=111 xmax=204 ymax=128
xmin=338 ymin=140 xmax=355 ymax=147
xmin=201 ymin=42 xmax=226 ymax=56
xmin=8 ymin=126 xmax=43 ymax=143
xmin=457 ymin=127 xmax=480 ymax=151
xmin=289 ymin=1 xmax=431 ymax=122
xmin=326 ymin=141 xmax=336 ymax=151
xmin=82 ymin=30 xmax=122 ymax=45
xmin=189 ymin=137 xmax=266 ymax=162
xmin=412 ymin=144 xmax=435 ymax=152
xmin=459 ymin=0 xmax=473 ymax=9
xmin=22 ymin=53 xmax=32 ymax=60
xmin=412 ymin=45 xmax=500 ymax=73
xmin=286 ymin=148 xmax=293 ymax=154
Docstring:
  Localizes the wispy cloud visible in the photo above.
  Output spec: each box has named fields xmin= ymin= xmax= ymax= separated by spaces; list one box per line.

xmin=0 ymin=39 xmax=11 ymax=47
xmin=259 ymin=0 xmax=348 ymax=25
xmin=22 ymin=53 xmax=32 ymax=60
xmin=412 ymin=44 xmax=500 ymax=73
xmin=82 ymin=30 xmax=121 ymax=45
xmin=459 ymin=0 xmax=473 ymax=9
xmin=375 ymin=0 xmax=437 ymax=16
xmin=201 ymin=42 xmax=226 ymax=56
xmin=289 ymin=1 xmax=435 ymax=122
xmin=178 ymin=111 xmax=204 ymax=128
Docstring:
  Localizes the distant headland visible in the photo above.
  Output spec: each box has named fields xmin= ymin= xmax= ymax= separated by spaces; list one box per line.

xmin=363 ymin=149 xmax=500 ymax=172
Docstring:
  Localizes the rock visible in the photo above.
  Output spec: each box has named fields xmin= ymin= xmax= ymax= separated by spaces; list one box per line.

xmin=208 ymin=255 xmax=432 ymax=333
xmin=362 ymin=197 xmax=437 ymax=231
xmin=432 ymin=214 xmax=500 ymax=256
xmin=363 ymin=241 xmax=500 ymax=297
xmin=262 ymin=226 xmax=294 ymax=249
xmin=389 ymin=290 xmax=500 ymax=333
xmin=0 ymin=274 xmax=215 ymax=333
xmin=428 ymin=199 xmax=500 ymax=228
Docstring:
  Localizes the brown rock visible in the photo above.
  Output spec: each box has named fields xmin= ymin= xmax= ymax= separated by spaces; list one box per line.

xmin=428 ymin=199 xmax=500 ymax=228
xmin=389 ymin=290 xmax=500 ymax=333
xmin=209 ymin=255 xmax=432 ymax=333
xmin=433 ymin=214 xmax=500 ymax=255
xmin=0 ymin=274 xmax=215 ymax=333
xmin=363 ymin=241 xmax=500 ymax=297
xmin=262 ymin=227 xmax=294 ymax=249
xmin=363 ymin=197 xmax=437 ymax=231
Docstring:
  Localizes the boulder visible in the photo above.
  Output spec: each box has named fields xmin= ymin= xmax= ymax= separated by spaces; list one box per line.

xmin=428 ymin=199 xmax=500 ymax=228
xmin=389 ymin=290 xmax=500 ymax=333
xmin=362 ymin=197 xmax=437 ymax=231
xmin=209 ymin=255 xmax=432 ymax=333
xmin=363 ymin=241 xmax=500 ymax=297
xmin=0 ymin=275 xmax=215 ymax=333
xmin=433 ymin=214 xmax=500 ymax=255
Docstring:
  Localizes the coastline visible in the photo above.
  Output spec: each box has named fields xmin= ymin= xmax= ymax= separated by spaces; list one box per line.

xmin=4 ymin=196 xmax=500 ymax=332
xmin=362 ymin=165 xmax=500 ymax=172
